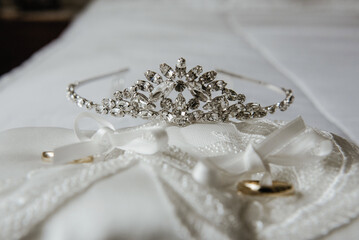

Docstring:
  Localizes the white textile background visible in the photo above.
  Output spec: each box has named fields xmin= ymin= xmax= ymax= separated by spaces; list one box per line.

xmin=0 ymin=0 xmax=358 ymax=239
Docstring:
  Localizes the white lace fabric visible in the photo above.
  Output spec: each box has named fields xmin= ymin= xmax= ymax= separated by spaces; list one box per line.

xmin=0 ymin=119 xmax=358 ymax=240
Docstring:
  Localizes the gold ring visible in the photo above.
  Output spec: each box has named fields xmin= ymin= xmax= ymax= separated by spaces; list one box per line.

xmin=41 ymin=151 xmax=54 ymax=163
xmin=41 ymin=151 xmax=94 ymax=164
xmin=237 ymin=180 xmax=294 ymax=197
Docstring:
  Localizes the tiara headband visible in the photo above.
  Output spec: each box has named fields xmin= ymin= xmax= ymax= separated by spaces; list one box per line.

xmin=67 ymin=58 xmax=294 ymax=126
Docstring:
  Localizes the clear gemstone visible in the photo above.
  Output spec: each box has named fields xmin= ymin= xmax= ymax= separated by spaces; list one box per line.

xmin=236 ymin=111 xmax=251 ymax=120
xmin=76 ymin=98 xmax=85 ymax=107
xmin=159 ymin=63 xmax=175 ymax=80
xmin=175 ymin=80 xmax=186 ymax=92
xmin=265 ymin=105 xmax=276 ymax=114
xmin=123 ymin=88 xmax=132 ymax=99
xmin=190 ymin=89 xmax=209 ymax=102
xmin=189 ymin=110 xmax=203 ymax=122
xmin=175 ymin=93 xmax=187 ymax=110
xmin=147 ymin=103 xmax=156 ymax=110
xmin=138 ymin=110 xmax=153 ymax=119
xmin=287 ymin=95 xmax=294 ymax=104
xmin=253 ymin=108 xmax=267 ymax=118
xmin=136 ymin=80 xmax=154 ymax=92
xmin=176 ymin=58 xmax=186 ymax=78
xmin=199 ymin=71 xmax=217 ymax=83
xmin=95 ymin=105 xmax=108 ymax=114
xmin=188 ymin=98 xmax=200 ymax=109
xmin=67 ymin=84 xmax=76 ymax=93
xmin=134 ymin=93 xmax=149 ymax=108
xmin=279 ymin=101 xmax=288 ymax=111
xmin=207 ymin=80 xmax=227 ymax=91
xmin=110 ymin=108 xmax=125 ymax=117
xmin=222 ymin=89 xmax=238 ymax=101
xmin=186 ymin=65 xmax=203 ymax=81
xmin=116 ymin=100 xmax=130 ymax=111
xmin=85 ymin=101 xmax=93 ymax=109
xmin=205 ymin=112 xmax=219 ymax=122
xmin=237 ymin=94 xmax=246 ymax=103
xmin=160 ymin=98 xmax=173 ymax=110
xmin=113 ymin=91 xmax=123 ymax=99
xmin=150 ymin=81 xmax=175 ymax=101
xmin=212 ymin=96 xmax=229 ymax=110
xmin=102 ymin=98 xmax=116 ymax=108
xmin=203 ymin=102 xmax=212 ymax=110
xmin=227 ymin=104 xmax=243 ymax=117
xmin=145 ymin=70 xmax=163 ymax=84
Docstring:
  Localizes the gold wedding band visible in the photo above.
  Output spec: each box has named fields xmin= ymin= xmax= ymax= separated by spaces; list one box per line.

xmin=237 ymin=180 xmax=294 ymax=197
xmin=41 ymin=151 xmax=94 ymax=164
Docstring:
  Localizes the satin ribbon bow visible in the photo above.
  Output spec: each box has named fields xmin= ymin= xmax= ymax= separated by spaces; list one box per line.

xmin=50 ymin=113 xmax=168 ymax=164
xmin=192 ymin=117 xmax=333 ymax=187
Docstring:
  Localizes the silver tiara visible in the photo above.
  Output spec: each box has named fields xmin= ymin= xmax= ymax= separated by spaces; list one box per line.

xmin=67 ymin=58 xmax=294 ymax=126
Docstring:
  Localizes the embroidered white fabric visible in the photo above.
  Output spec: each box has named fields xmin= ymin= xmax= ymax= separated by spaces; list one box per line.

xmin=0 ymin=119 xmax=358 ymax=240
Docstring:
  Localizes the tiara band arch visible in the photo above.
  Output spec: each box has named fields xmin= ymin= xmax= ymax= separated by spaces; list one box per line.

xmin=67 ymin=58 xmax=294 ymax=126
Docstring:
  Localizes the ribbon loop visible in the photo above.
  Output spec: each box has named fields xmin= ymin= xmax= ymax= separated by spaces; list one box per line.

xmin=50 ymin=113 xmax=168 ymax=164
xmin=192 ymin=117 xmax=333 ymax=188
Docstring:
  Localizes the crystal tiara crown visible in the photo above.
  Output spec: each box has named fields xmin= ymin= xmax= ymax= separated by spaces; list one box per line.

xmin=67 ymin=58 xmax=294 ymax=126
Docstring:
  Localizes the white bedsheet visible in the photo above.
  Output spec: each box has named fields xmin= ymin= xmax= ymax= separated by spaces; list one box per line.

xmin=0 ymin=0 xmax=358 ymax=239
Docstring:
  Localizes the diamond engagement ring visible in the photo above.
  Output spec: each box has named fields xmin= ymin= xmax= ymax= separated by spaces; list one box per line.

xmin=67 ymin=58 xmax=294 ymax=126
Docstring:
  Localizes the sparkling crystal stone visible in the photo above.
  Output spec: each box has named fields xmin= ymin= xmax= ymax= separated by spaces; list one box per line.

xmin=215 ymin=80 xmax=227 ymax=90
xmin=175 ymin=80 xmax=186 ymax=92
xmin=136 ymin=80 xmax=154 ymax=92
xmin=236 ymin=111 xmax=251 ymax=120
xmin=237 ymin=94 xmax=246 ymax=103
xmin=69 ymin=93 xmax=77 ymax=101
xmin=175 ymin=93 xmax=187 ymax=110
xmin=85 ymin=101 xmax=93 ymax=110
xmin=212 ymin=96 xmax=229 ymax=110
xmin=190 ymin=89 xmax=209 ymax=102
xmin=265 ymin=105 xmax=276 ymax=114
xmin=253 ymin=108 xmax=267 ymax=118
xmin=227 ymin=104 xmax=243 ymax=117
xmin=145 ymin=70 xmax=163 ymax=84
xmin=159 ymin=63 xmax=176 ymax=80
xmin=147 ymin=103 xmax=156 ymax=110
xmin=222 ymin=89 xmax=238 ymax=101
xmin=133 ymin=93 xmax=149 ymax=108
xmin=113 ymin=90 xmax=123 ymax=99
xmin=150 ymin=81 xmax=175 ymax=101
xmin=95 ymin=105 xmax=108 ymax=114
xmin=123 ymin=88 xmax=132 ymax=99
xmin=67 ymin=84 xmax=76 ymax=93
xmin=287 ymin=95 xmax=295 ymax=104
xmin=102 ymin=98 xmax=116 ymax=109
xmin=175 ymin=116 xmax=189 ymax=127
xmin=188 ymin=98 xmax=200 ymax=110
xmin=116 ymin=100 xmax=130 ymax=111
xmin=189 ymin=110 xmax=204 ymax=122
xmin=279 ymin=101 xmax=288 ymax=111
xmin=207 ymin=80 xmax=227 ymax=91
xmin=138 ymin=110 xmax=154 ymax=119
xmin=186 ymin=65 xmax=203 ymax=81
xmin=176 ymin=57 xmax=186 ymax=78
xmin=110 ymin=108 xmax=125 ymax=117
xmin=199 ymin=71 xmax=217 ymax=84
xmin=205 ymin=112 xmax=219 ymax=122
xmin=161 ymin=111 xmax=175 ymax=122
xmin=203 ymin=102 xmax=212 ymax=110
xmin=160 ymin=98 xmax=173 ymax=110
xmin=76 ymin=98 xmax=85 ymax=107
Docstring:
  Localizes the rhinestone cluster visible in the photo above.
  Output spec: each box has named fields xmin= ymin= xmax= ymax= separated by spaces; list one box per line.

xmin=67 ymin=58 xmax=294 ymax=126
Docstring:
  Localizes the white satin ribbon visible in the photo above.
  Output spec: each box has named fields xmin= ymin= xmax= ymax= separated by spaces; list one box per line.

xmin=192 ymin=117 xmax=333 ymax=187
xmin=52 ymin=113 xmax=168 ymax=164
